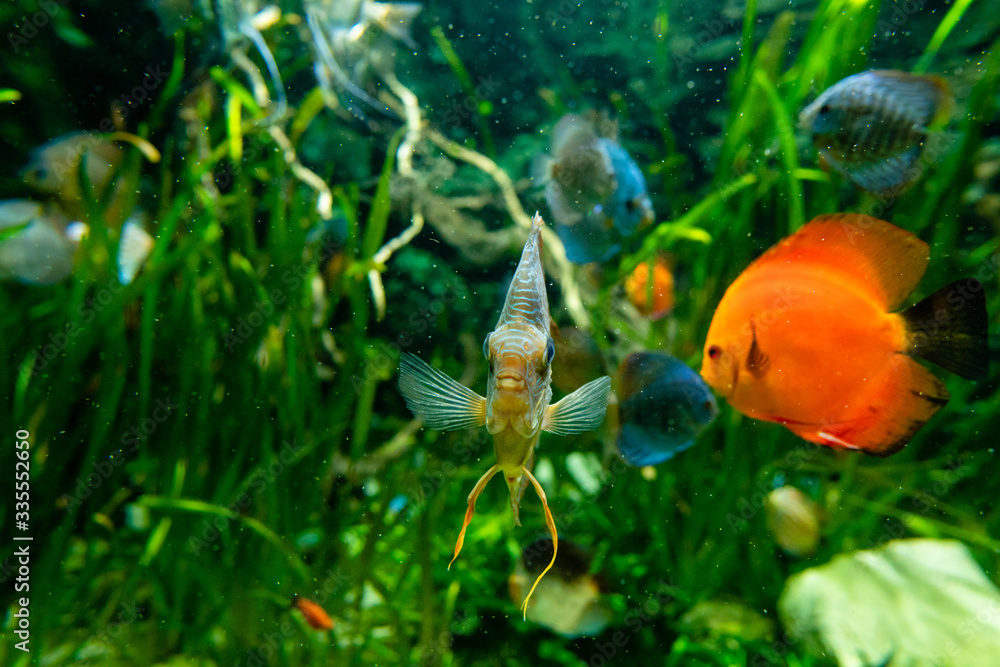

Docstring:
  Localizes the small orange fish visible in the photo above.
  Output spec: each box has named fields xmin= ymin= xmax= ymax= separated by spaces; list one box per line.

xmin=292 ymin=596 xmax=334 ymax=630
xmin=700 ymin=213 xmax=988 ymax=455
xmin=625 ymin=257 xmax=675 ymax=319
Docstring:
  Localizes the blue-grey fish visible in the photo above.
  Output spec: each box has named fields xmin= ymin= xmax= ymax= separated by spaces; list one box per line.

xmin=0 ymin=200 xmax=153 ymax=286
xmin=398 ymin=213 xmax=611 ymax=615
xmin=799 ymin=70 xmax=953 ymax=198
xmin=616 ymin=352 xmax=718 ymax=467
xmin=0 ymin=200 xmax=77 ymax=285
xmin=536 ymin=113 xmax=655 ymax=263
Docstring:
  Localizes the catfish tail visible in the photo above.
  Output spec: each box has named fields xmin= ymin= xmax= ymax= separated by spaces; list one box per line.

xmin=902 ymin=278 xmax=989 ymax=381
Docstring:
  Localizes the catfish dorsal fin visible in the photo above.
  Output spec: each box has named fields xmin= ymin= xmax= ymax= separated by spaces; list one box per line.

xmin=748 ymin=214 xmax=929 ymax=310
xmin=496 ymin=213 xmax=550 ymax=331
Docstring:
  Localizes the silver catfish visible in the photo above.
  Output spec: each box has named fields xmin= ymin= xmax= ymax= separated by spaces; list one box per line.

xmin=398 ymin=212 xmax=611 ymax=614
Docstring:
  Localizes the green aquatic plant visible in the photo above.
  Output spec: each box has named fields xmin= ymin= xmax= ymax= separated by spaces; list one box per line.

xmin=1 ymin=0 xmax=997 ymax=665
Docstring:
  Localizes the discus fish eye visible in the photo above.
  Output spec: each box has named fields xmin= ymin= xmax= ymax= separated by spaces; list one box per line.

xmin=707 ymin=345 xmax=722 ymax=360
xmin=626 ymin=198 xmax=637 ymax=213
xmin=818 ymin=103 xmax=831 ymax=115
xmin=543 ymin=337 xmax=555 ymax=367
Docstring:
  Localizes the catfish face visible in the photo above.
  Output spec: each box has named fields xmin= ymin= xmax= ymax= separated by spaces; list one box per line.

xmin=484 ymin=324 xmax=555 ymax=438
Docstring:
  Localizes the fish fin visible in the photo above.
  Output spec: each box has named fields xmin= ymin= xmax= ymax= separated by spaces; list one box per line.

xmin=543 ymin=376 xmax=612 ymax=435
xmin=784 ymin=356 xmax=949 ymax=456
xmin=554 ymin=215 xmax=616 ymax=263
xmin=64 ymin=221 xmax=90 ymax=244
xmin=531 ymin=154 xmax=556 ymax=187
xmin=398 ymin=353 xmax=486 ymax=430
xmin=831 ymin=145 xmax=924 ymax=198
xmin=518 ymin=465 xmax=558 ymax=620
xmin=752 ymin=214 xmax=928 ymax=310
xmin=546 ymin=181 xmax=584 ymax=226
xmin=117 ymin=218 xmax=154 ymax=285
xmin=902 ymin=278 xmax=989 ymax=381
xmin=449 ymin=464 xmax=500 ymax=570
xmin=550 ymin=113 xmax=593 ymax=157
xmin=617 ymin=422 xmax=693 ymax=467
xmin=745 ymin=320 xmax=770 ymax=379
xmin=869 ymin=70 xmax=953 ymax=127
xmin=508 ymin=450 xmax=534 ymax=527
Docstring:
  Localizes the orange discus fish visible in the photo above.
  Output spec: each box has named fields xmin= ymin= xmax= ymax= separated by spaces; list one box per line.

xmin=700 ymin=213 xmax=988 ymax=455
xmin=399 ymin=213 xmax=612 ymax=615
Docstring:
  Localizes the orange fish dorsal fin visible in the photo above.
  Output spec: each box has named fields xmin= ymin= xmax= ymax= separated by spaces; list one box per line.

xmin=750 ymin=214 xmax=929 ymax=310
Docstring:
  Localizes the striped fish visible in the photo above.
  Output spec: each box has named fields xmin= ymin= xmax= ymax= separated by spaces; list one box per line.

xmin=399 ymin=213 xmax=611 ymax=615
xmin=799 ymin=70 xmax=953 ymax=198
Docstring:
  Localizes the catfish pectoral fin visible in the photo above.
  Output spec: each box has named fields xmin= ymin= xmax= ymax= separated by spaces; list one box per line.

xmin=542 ymin=375 xmax=612 ymax=435
xmin=399 ymin=353 xmax=487 ymax=431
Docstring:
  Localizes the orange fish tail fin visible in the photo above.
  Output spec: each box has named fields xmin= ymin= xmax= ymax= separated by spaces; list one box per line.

xmin=518 ymin=465 xmax=558 ymax=620
xmin=787 ymin=357 xmax=949 ymax=455
xmin=902 ymin=278 xmax=990 ymax=381
xmin=449 ymin=465 xmax=500 ymax=570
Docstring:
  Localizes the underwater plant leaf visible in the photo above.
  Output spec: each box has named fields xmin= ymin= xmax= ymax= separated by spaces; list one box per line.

xmin=543 ymin=376 xmax=611 ymax=436
xmin=398 ymin=353 xmax=486 ymax=431
xmin=779 ymin=539 xmax=1000 ymax=667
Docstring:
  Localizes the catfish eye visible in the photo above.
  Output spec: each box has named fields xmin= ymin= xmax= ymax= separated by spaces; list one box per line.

xmin=707 ymin=345 xmax=722 ymax=360
xmin=482 ymin=334 xmax=491 ymax=360
xmin=543 ymin=337 xmax=555 ymax=367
